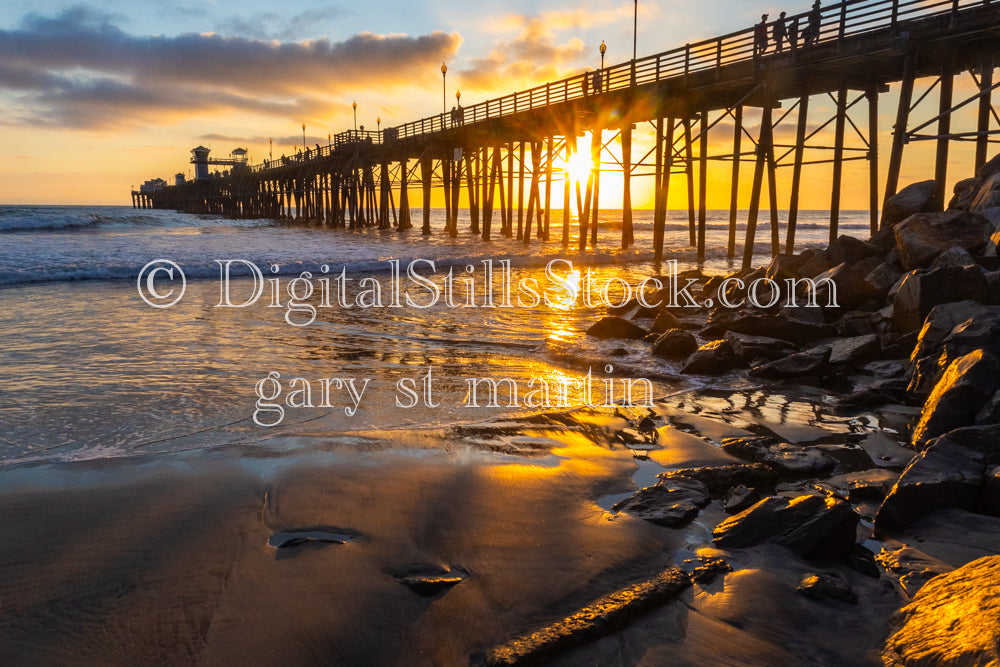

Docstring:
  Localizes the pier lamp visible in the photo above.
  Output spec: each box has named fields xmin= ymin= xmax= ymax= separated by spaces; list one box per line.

xmin=377 ymin=116 xmax=381 ymax=133
xmin=633 ymin=0 xmax=638 ymax=64
xmin=441 ymin=62 xmax=448 ymax=114
xmin=353 ymin=101 xmax=357 ymax=131
xmin=600 ymin=40 xmax=606 ymax=70
xmin=268 ymin=137 xmax=272 ymax=159
xmin=302 ymin=123 xmax=306 ymax=150
xmin=456 ymin=90 xmax=461 ymax=105
xmin=328 ymin=133 xmax=331 ymax=146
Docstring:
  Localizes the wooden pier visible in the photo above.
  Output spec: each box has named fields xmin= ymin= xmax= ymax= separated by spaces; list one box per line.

xmin=135 ymin=0 xmax=1000 ymax=269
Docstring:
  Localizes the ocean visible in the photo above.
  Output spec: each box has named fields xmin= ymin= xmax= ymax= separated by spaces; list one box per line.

xmin=0 ymin=204 xmax=874 ymax=467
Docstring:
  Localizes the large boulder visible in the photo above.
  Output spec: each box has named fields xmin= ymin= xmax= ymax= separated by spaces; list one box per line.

xmin=881 ymin=180 xmax=939 ymax=229
xmin=650 ymin=328 xmax=698 ymax=360
xmin=911 ymin=350 xmax=1000 ymax=449
xmin=809 ymin=258 xmax=882 ymax=310
xmin=649 ymin=309 xmax=682 ymax=333
xmin=948 ymin=176 xmax=982 ymax=210
xmin=864 ymin=262 xmax=904 ymax=300
xmin=882 ymin=555 xmax=1000 ymax=666
xmin=828 ymin=334 xmax=881 ymax=367
xmin=909 ymin=308 xmax=1000 ymax=395
xmin=748 ymin=345 xmax=831 ymax=380
xmin=892 ymin=266 xmax=988 ymax=332
xmin=658 ymin=463 xmax=778 ymax=496
xmin=928 ymin=246 xmax=977 ymax=269
xmin=826 ymin=234 xmax=885 ymax=265
xmin=586 ymin=316 xmax=646 ymax=340
xmin=970 ymin=171 xmax=1000 ymax=212
xmin=680 ymin=339 xmax=743 ymax=375
xmin=721 ymin=436 xmax=838 ymax=479
xmin=892 ymin=210 xmax=989 ymax=270
xmin=875 ymin=435 xmax=988 ymax=533
xmin=725 ymin=314 xmax=835 ymax=345
xmin=611 ymin=477 xmax=710 ymax=527
xmin=712 ymin=494 xmax=859 ymax=558
xmin=909 ymin=301 xmax=997 ymax=363
xmin=723 ymin=331 xmax=797 ymax=362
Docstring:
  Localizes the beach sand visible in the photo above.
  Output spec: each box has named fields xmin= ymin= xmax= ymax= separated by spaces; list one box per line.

xmin=0 ymin=392 xmax=913 ymax=666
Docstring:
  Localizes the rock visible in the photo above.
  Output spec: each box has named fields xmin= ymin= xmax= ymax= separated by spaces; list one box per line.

xmin=611 ymin=477 xmax=710 ymax=527
xmin=726 ymin=314 xmax=835 ymax=345
xmin=892 ymin=266 xmax=988 ymax=332
xmin=809 ymin=259 xmax=882 ymax=310
xmin=650 ymin=328 xmax=698 ymax=360
xmin=876 ymin=544 xmax=954 ymax=598
xmin=721 ymin=437 xmax=838 ymax=479
xmin=796 ymin=573 xmax=858 ymax=604
xmin=837 ymin=379 xmax=910 ymax=409
xmin=586 ymin=316 xmax=647 ymax=340
xmin=882 ymin=555 xmax=1000 ymax=666
xmin=933 ymin=311 xmax=1000 ymax=374
xmin=828 ymin=334 xmax=881 ymax=367
xmin=874 ymin=436 xmax=987 ymax=533
xmin=724 ymin=331 xmax=797 ymax=362
xmin=748 ymin=345 xmax=831 ymax=380
xmin=976 ymin=390 xmax=1000 ymax=424
xmin=864 ymin=262 xmax=904 ymax=300
xmin=659 ymin=463 xmax=778 ymax=496
xmin=928 ymin=245 xmax=976 ymax=269
xmin=815 ymin=444 xmax=876 ymax=473
xmin=722 ymin=484 xmax=761 ymax=514
xmin=700 ymin=308 xmax=741 ymax=338
xmin=986 ymin=465 xmax=1000 ymax=516
xmin=394 ymin=565 xmax=468 ymax=597
xmin=970 ymin=171 xmax=1000 ymax=212
xmin=881 ymin=180 xmax=939 ymax=229
xmin=798 ymin=252 xmax=832 ymax=279
xmin=680 ymin=338 xmax=743 ymax=375
xmin=911 ymin=350 xmax=1000 ymax=448
xmin=909 ymin=300 xmax=997 ymax=364
xmin=766 ymin=253 xmax=809 ymax=280
xmin=827 ymin=235 xmax=885 ymax=265
xmin=978 ymin=153 xmax=1000 ymax=180
xmin=484 ymin=567 xmax=691 ymax=667
xmin=893 ymin=210 xmax=989 ymax=270
xmin=688 ymin=557 xmax=733 ymax=584
xmin=712 ymin=494 xmax=859 ymax=558
xmin=947 ymin=176 xmax=982 ymax=210
xmin=649 ymin=309 xmax=681 ymax=333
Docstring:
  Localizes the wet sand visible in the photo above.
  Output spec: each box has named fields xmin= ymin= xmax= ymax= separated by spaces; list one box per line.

xmin=0 ymin=387 xmax=919 ymax=665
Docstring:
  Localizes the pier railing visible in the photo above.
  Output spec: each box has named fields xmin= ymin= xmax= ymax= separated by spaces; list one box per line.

xmin=248 ymin=0 xmax=991 ymax=174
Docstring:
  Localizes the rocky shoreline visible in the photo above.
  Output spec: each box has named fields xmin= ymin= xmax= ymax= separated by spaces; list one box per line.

xmin=484 ymin=156 xmax=1000 ymax=665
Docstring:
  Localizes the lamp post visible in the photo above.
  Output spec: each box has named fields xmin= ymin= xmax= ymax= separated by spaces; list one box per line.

xmin=456 ymin=90 xmax=461 ymax=105
xmin=302 ymin=123 xmax=306 ymax=151
xmin=268 ymin=137 xmax=272 ymax=159
xmin=600 ymin=40 xmax=606 ymax=70
xmin=633 ymin=0 xmax=638 ymax=63
xmin=441 ymin=62 xmax=448 ymax=114
xmin=377 ymin=116 xmax=381 ymax=133
xmin=328 ymin=133 xmax=331 ymax=145
xmin=352 ymin=101 xmax=357 ymax=131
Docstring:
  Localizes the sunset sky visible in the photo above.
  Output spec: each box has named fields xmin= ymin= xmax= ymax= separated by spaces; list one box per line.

xmin=0 ymin=0 xmax=985 ymax=206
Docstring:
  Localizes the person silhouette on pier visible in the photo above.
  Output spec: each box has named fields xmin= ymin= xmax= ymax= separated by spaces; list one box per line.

xmin=450 ymin=106 xmax=457 ymax=127
xmin=592 ymin=69 xmax=603 ymax=95
xmin=754 ymin=14 xmax=770 ymax=56
xmin=582 ymin=70 xmax=590 ymax=97
xmin=773 ymin=11 xmax=787 ymax=52
xmin=803 ymin=0 xmax=822 ymax=46
xmin=789 ymin=17 xmax=799 ymax=50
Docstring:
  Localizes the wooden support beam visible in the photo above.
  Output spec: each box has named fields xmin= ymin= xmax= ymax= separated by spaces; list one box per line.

xmin=729 ymin=106 xmax=743 ymax=259
xmin=884 ymin=51 xmax=915 ymax=221
xmin=517 ymin=142 xmax=526 ymax=240
xmin=786 ymin=95 xmax=809 ymax=253
xmin=698 ymin=110 xmax=708 ymax=263
xmin=976 ymin=55 xmax=995 ymax=172
xmin=421 ymin=155 xmax=432 ymax=234
xmin=562 ymin=137 xmax=571 ymax=247
xmin=655 ymin=117 xmax=675 ymax=263
xmin=524 ymin=140 xmax=542 ymax=245
xmin=506 ymin=143 xmax=514 ymax=237
xmin=830 ymin=84 xmax=848 ymax=243
xmin=934 ymin=55 xmax=955 ymax=209
xmin=544 ymin=135 xmax=554 ymax=241
xmin=867 ymin=89 xmax=879 ymax=236
xmin=466 ymin=150 xmax=479 ymax=234
xmin=451 ymin=153 xmax=462 ymax=237
xmin=683 ymin=118 xmax=696 ymax=246
xmin=590 ymin=128 xmax=602 ymax=246
xmin=622 ymin=124 xmax=633 ymax=249
xmin=653 ymin=118 xmax=665 ymax=261
xmin=742 ymin=101 xmax=773 ymax=271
